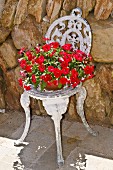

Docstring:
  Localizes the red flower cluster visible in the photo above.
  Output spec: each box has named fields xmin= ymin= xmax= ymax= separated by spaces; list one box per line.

xmin=18 ymin=41 xmax=95 ymax=91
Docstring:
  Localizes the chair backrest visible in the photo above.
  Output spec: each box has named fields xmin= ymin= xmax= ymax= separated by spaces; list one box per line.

xmin=45 ymin=8 xmax=92 ymax=55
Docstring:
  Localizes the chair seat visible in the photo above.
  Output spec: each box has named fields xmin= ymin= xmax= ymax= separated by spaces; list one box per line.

xmin=26 ymin=83 xmax=82 ymax=99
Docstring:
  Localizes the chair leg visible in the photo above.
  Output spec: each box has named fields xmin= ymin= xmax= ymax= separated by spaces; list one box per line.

xmin=52 ymin=114 xmax=64 ymax=167
xmin=76 ymin=86 xmax=98 ymax=136
xmin=42 ymin=98 xmax=69 ymax=166
xmin=14 ymin=91 xmax=31 ymax=146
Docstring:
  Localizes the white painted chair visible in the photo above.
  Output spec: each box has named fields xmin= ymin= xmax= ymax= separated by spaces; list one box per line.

xmin=15 ymin=8 xmax=97 ymax=166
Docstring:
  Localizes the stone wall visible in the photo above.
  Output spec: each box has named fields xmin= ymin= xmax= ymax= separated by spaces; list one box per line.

xmin=0 ymin=0 xmax=113 ymax=124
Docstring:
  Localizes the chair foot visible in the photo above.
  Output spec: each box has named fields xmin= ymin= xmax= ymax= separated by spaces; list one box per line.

xmin=58 ymin=159 xmax=64 ymax=167
xmin=14 ymin=140 xmax=28 ymax=146
xmin=87 ymin=127 xmax=99 ymax=137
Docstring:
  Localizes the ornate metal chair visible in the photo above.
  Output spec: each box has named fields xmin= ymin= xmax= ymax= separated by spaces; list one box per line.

xmin=15 ymin=8 xmax=97 ymax=166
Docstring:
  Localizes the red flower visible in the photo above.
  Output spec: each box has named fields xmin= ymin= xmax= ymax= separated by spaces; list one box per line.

xmin=62 ymin=67 xmax=69 ymax=75
xmin=18 ymin=47 xmax=25 ymax=55
xmin=25 ymin=65 xmax=32 ymax=72
xmin=48 ymin=66 xmax=55 ymax=72
xmin=49 ymin=50 xmax=56 ymax=57
xmin=70 ymin=76 xmax=77 ymax=83
xmin=46 ymin=74 xmax=52 ymax=81
xmin=73 ymin=54 xmax=83 ymax=62
xmin=20 ymin=71 xmax=26 ymax=77
xmin=71 ymin=69 xmax=78 ymax=77
xmin=39 ymin=64 xmax=45 ymax=72
xmin=87 ymin=74 xmax=94 ymax=79
xmin=24 ymin=85 xmax=31 ymax=90
xmin=32 ymin=74 xmax=36 ymax=83
xmin=35 ymin=46 xmax=40 ymax=53
xmin=70 ymin=75 xmax=80 ymax=84
xmin=76 ymin=50 xmax=86 ymax=56
xmin=59 ymin=77 xmax=68 ymax=85
xmin=40 ymin=74 xmax=52 ymax=82
xmin=88 ymin=54 xmax=93 ymax=61
xmin=35 ymin=55 xmax=45 ymax=64
xmin=43 ymin=37 xmax=50 ymax=41
xmin=58 ymin=57 xmax=64 ymax=62
xmin=40 ymin=75 xmax=45 ymax=81
xmin=63 ymin=55 xmax=72 ymax=63
xmin=72 ymin=81 xmax=80 ymax=88
xmin=50 ymin=42 xmax=59 ymax=48
xmin=47 ymin=80 xmax=59 ymax=86
xmin=84 ymin=65 xmax=94 ymax=75
xmin=18 ymin=78 xmax=23 ymax=87
xmin=59 ymin=51 xmax=68 ymax=56
xmin=32 ymin=59 xmax=35 ymax=64
xmin=52 ymin=80 xmax=58 ymax=86
xmin=42 ymin=44 xmax=51 ymax=52
xmin=62 ymin=44 xmax=72 ymax=51
xmin=18 ymin=41 xmax=95 ymax=91
xmin=60 ymin=61 xmax=69 ymax=68
xmin=25 ymin=51 xmax=33 ymax=61
xmin=53 ymin=68 xmax=62 ymax=78
xmin=70 ymin=69 xmax=79 ymax=84
xmin=20 ymin=59 xmax=27 ymax=69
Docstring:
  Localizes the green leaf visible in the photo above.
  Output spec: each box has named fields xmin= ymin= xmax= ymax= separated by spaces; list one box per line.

xmin=34 ymin=80 xmax=40 ymax=88
xmin=78 ymin=68 xmax=84 ymax=78
xmin=58 ymin=83 xmax=62 ymax=88
xmin=41 ymin=81 xmax=46 ymax=91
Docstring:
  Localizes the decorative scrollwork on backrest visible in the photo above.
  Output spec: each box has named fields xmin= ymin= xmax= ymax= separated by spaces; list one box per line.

xmin=45 ymin=8 xmax=92 ymax=54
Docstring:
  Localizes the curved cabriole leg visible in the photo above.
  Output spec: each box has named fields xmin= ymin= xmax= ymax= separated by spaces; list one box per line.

xmin=43 ymin=97 xmax=69 ymax=167
xmin=76 ymin=86 xmax=98 ymax=136
xmin=14 ymin=91 xmax=31 ymax=146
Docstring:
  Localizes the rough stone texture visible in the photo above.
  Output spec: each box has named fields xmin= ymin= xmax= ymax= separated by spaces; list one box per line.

xmin=87 ymin=15 xmax=113 ymax=63
xmin=4 ymin=69 xmax=22 ymax=110
xmin=0 ymin=25 xmax=11 ymax=43
xmin=14 ymin=66 xmax=23 ymax=94
xmin=110 ymin=114 xmax=113 ymax=125
xmin=0 ymin=39 xmax=17 ymax=69
xmin=94 ymin=0 xmax=113 ymax=20
xmin=68 ymin=96 xmax=78 ymax=119
xmin=1 ymin=0 xmax=18 ymax=28
xmin=63 ymin=0 xmax=76 ymax=11
xmin=0 ymin=0 xmax=5 ymax=18
xmin=50 ymin=0 xmax=64 ymax=23
xmin=60 ymin=10 xmax=68 ymax=17
xmin=14 ymin=0 xmax=29 ymax=25
xmin=37 ymin=100 xmax=47 ymax=115
xmin=83 ymin=78 xmax=107 ymax=121
xmin=41 ymin=21 xmax=50 ymax=36
xmin=0 ymin=0 xmax=113 ymax=124
xmin=83 ymin=64 xmax=113 ymax=122
xmin=0 ymin=55 xmax=7 ymax=72
xmin=12 ymin=16 xmax=43 ymax=49
xmin=46 ymin=0 xmax=54 ymax=18
xmin=0 ymin=70 xmax=5 ymax=109
xmin=96 ymin=64 xmax=113 ymax=98
xmin=28 ymin=0 xmax=47 ymax=23
xmin=77 ymin=0 xmax=96 ymax=18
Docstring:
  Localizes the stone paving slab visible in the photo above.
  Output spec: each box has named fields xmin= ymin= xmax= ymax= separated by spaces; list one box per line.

xmin=11 ymin=115 xmax=72 ymax=140
xmin=79 ymin=125 xmax=113 ymax=159
xmin=57 ymin=147 xmax=113 ymax=170
xmin=0 ymin=111 xmax=24 ymax=138
xmin=62 ymin=121 xmax=89 ymax=140
xmin=0 ymin=112 xmax=113 ymax=169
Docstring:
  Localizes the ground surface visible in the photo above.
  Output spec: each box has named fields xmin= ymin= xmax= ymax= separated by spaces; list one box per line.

xmin=0 ymin=111 xmax=113 ymax=169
